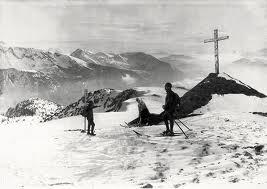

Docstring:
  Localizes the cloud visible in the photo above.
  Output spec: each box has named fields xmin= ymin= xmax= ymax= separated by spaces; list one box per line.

xmin=122 ymin=74 xmax=136 ymax=85
xmin=0 ymin=0 xmax=266 ymax=55
xmin=1 ymin=0 xmax=264 ymax=6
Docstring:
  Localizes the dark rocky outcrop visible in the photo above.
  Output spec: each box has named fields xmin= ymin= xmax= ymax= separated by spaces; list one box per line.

xmin=177 ymin=73 xmax=266 ymax=116
xmin=44 ymin=88 xmax=141 ymax=121
xmin=5 ymin=98 xmax=64 ymax=120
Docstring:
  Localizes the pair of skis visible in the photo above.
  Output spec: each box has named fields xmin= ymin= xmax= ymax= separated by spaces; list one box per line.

xmin=132 ymin=130 xmax=185 ymax=138
xmin=122 ymin=119 xmax=191 ymax=138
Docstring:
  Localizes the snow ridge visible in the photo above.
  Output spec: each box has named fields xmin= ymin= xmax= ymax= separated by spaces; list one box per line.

xmin=5 ymin=98 xmax=64 ymax=121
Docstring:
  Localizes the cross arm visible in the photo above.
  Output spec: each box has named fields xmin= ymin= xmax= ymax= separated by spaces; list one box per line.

xmin=218 ymin=36 xmax=229 ymax=41
xmin=204 ymin=38 xmax=214 ymax=43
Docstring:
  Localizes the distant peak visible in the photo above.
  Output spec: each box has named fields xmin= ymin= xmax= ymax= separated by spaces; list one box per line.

xmin=71 ymin=48 xmax=94 ymax=56
xmin=70 ymin=48 xmax=83 ymax=55
xmin=47 ymin=48 xmax=63 ymax=54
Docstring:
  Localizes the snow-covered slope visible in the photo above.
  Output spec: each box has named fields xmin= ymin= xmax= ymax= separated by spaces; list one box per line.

xmin=193 ymin=94 xmax=267 ymax=114
xmin=178 ymin=72 xmax=266 ymax=116
xmin=1 ymin=88 xmax=267 ymax=188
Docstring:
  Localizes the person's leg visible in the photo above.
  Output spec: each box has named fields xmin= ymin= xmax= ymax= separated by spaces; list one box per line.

xmin=167 ymin=111 xmax=173 ymax=132
xmin=163 ymin=111 xmax=170 ymax=132
xmin=91 ymin=121 xmax=95 ymax=135
xmin=169 ymin=114 xmax=174 ymax=134
xmin=87 ymin=117 xmax=91 ymax=135
xmin=165 ymin=112 xmax=174 ymax=135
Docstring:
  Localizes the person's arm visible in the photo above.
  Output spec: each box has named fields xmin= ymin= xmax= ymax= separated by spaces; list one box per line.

xmin=92 ymin=105 xmax=101 ymax=109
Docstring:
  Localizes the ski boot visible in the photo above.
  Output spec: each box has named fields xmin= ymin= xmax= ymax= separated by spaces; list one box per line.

xmin=90 ymin=130 xmax=96 ymax=136
xmin=162 ymin=130 xmax=170 ymax=136
xmin=167 ymin=131 xmax=174 ymax=136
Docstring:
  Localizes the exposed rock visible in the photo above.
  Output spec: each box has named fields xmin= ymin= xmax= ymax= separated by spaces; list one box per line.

xmin=177 ymin=73 xmax=266 ymax=116
xmin=5 ymin=98 xmax=64 ymax=121
xmin=252 ymin=112 xmax=267 ymax=117
xmin=142 ymin=183 xmax=153 ymax=188
xmin=45 ymin=88 xmax=140 ymax=121
xmin=255 ymin=145 xmax=264 ymax=155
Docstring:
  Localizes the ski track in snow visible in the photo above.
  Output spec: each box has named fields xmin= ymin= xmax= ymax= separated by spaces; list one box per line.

xmin=1 ymin=90 xmax=267 ymax=188
xmin=1 ymin=111 xmax=267 ymax=188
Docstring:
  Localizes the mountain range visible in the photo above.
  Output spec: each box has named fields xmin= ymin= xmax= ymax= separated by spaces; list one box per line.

xmin=0 ymin=43 xmax=178 ymax=111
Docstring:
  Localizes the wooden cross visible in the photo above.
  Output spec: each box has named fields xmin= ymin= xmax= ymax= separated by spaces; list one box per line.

xmin=204 ymin=29 xmax=229 ymax=74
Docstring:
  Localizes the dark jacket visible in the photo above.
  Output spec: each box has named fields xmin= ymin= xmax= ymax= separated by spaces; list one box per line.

xmin=82 ymin=103 xmax=99 ymax=118
xmin=164 ymin=90 xmax=180 ymax=113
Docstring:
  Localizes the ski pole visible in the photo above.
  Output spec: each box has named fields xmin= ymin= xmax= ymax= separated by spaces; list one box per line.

xmin=176 ymin=119 xmax=191 ymax=130
xmin=174 ymin=120 xmax=188 ymax=139
xmin=84 ymin=89 xmax=88 ymax=132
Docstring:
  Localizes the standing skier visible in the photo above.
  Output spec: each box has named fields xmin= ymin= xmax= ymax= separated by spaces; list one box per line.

xmin=162 ymin=82 xmax=180 ymax=136
xmin=81 ymin=100 xmax=99 ymax=135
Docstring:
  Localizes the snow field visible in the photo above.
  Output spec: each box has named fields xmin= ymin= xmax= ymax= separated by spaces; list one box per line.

xmin=1 ymin=87 xmax=267 ymax=188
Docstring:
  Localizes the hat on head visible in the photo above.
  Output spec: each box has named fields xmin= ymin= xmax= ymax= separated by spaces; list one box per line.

xmin=165 ymin=82 xmax=172 ymax=88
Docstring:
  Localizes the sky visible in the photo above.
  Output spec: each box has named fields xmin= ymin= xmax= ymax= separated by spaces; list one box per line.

xmin=0 ymin=0 xmax=266 ymax=56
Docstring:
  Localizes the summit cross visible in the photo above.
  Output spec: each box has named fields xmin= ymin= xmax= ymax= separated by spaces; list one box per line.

xmin=204 ymin=29 xmax=229 ymax=74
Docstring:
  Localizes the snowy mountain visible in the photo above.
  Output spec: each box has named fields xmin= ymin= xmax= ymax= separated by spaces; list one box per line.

xmin=71 ymin=49 xmax=178 ymax=83
xmin=0 ymin=68 xmax=58 ymax=93
xmin=71 ymin=49 xmax=129 ymax=69
xmin=0 ymin=44 xmax=95 ymax=108
xmin=1 ymin=76 xmax=267 ymax=188
xmin=178 ymin=73 xmax=266 ymax=116
xmin=0 ymin=44 xmax=178 ymax=110
xmin=0 ymin=44 xmax=94 ymax=78
xmin=4 ymin=44 xmax=267 ymax=108
xmin=5 ymin=98 xmax=64 ymax=122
